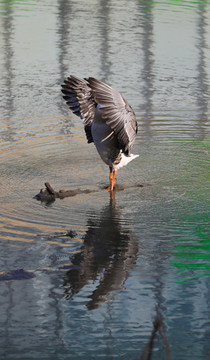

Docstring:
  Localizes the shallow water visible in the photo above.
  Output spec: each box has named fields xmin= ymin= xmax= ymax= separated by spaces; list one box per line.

xmin=0 ymin=0 xmax=209 ymax=359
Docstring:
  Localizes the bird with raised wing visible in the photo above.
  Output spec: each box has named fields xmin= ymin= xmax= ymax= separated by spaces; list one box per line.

xmin=61 ymin=76 xmax=138 ymax=191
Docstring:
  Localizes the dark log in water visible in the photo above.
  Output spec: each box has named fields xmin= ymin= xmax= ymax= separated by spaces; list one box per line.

xmin=34 ymin=182 xmax=95 ymax=203
xmin=34 ymin=182 xmax=149 ymax=204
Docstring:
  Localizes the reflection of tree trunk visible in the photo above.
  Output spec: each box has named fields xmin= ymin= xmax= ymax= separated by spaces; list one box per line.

xmin=139 ymin=0 xmax=154 ymax=137
xmin=196 ymin=2 xmax=209 ymax=139
xmin=140 ymin=311 xmax=173 ymax=360
xmin=57 ymin=0 xmax=74 ymax=135
xmin=139 ymin=242 xmax=173 ymax=359
xmin=196 ymin=4 xmax=210 ymax=354
xmin=98 ymin=0 xmax=112 ymax=83
xmin=1 ymin=2 xmax=16 ymax=338
xmin=57 ymin=0 xmax=72 ymax=91
xmin=2 ymin=1 xmax=15 ymax=121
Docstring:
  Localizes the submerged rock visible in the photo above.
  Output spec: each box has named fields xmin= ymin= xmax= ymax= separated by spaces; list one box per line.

xmin=0 ymin=269 xmax=35 ymax=281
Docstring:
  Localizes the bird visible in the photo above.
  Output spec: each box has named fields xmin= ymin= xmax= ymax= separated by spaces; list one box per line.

xmin=61 ymin=75 xmax=139 ymax=191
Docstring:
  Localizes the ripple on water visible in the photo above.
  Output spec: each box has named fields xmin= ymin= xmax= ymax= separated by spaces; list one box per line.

xmin=0 ymin=112 xmax=209 ymax=278
xmin=0 ymin=116 xmax=93 ymax=248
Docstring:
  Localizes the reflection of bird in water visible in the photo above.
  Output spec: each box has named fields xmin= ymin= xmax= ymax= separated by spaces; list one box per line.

xmin=63 ymin=194 xmax=138 ymax=310
xmin=61 ymin=76 xmax=138 ymax=191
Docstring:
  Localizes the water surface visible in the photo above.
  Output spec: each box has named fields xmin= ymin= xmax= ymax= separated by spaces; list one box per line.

xmin=0 ymin=1 xmax=209 ymax=359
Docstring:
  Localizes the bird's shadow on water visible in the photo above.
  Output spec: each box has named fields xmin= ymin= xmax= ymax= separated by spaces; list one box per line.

xmin=32 ymin=183 xmax=143 ymax=309
xmin=63 ymin=191 xmax=138 ymax=310
xmin=60 ymin=192 xmax=173 ymax=358
xmin=1 ymin=189 xmax=173 ymax=358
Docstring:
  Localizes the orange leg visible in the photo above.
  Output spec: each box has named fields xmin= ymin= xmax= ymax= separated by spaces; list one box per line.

xmin=106 ymin=167 xmax=117 ymax=191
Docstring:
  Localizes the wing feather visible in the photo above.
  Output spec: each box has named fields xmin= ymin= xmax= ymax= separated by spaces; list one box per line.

xmin=61 ymin=75 xmax=138 ymax=152
xmin=61 ymin=75 xmax=96 ymax=143
xmin=87 ymin=77 xmax=138 ymax=154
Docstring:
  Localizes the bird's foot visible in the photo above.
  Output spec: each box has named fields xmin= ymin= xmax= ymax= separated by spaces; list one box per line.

xmin=106 ymin=179 xmax=116 ymax=192
xmin=106 ymin=185 xmax=114 ymax=192
xmin=106 ymin=168 xmax=117 ymax=191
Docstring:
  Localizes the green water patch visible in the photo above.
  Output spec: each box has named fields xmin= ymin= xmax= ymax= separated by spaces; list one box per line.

xmin=160 ymin=137 xmax=210 ymax=282
xmin=0 ymin=0 xmax=36 ymax=16
xmin=153 ymin=0 xmax=208 ymax=10
xmin=170 ymin=206 xmax=210 ymax=282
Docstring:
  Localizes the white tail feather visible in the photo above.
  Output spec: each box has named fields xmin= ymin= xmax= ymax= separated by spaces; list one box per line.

xmin=114 ymin=153 xmax=139 ymax=170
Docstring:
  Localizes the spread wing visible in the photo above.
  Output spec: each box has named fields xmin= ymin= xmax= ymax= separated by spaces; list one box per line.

xmin=87 ymin=77 xmax=138 ymax=155
xmin=61 ymin=75 xmax=96 ymax=143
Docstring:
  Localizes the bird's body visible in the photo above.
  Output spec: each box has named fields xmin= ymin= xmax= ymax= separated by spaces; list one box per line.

xmin=61 ymin=76 xmax=138 ymax=191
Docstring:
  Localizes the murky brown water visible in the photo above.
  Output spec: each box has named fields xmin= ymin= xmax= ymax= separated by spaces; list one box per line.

xmin=0 ymin=1 xmax=209 ymax=359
